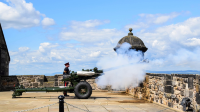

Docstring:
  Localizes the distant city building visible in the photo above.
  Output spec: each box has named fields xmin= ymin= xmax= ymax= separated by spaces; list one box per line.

xmin=0 ymin=23 xmax=10 ymax=76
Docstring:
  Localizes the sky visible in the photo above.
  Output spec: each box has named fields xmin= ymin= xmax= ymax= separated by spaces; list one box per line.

xmin=1 ymin=0 xmax=200 ymax=75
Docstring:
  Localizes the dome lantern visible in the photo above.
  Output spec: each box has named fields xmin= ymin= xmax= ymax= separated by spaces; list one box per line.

xmin=114 ymin=28 xmax=148 ymax=53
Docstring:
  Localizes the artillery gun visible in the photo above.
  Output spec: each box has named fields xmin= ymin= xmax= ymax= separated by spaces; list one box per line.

xmin=12 ymin=67 xmax=103 ymax=99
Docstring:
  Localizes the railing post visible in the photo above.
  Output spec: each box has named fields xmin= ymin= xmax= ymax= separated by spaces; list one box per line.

xmin=58 ymin=95 xmax=65 ymax=112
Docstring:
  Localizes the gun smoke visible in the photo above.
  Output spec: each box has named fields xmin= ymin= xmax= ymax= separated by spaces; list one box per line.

xmin=96 ymin=42 xmax=149 ymax=90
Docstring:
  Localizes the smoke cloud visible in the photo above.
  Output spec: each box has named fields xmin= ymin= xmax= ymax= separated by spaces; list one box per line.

xmin=96 ymin=42 xmax=149 ymax=90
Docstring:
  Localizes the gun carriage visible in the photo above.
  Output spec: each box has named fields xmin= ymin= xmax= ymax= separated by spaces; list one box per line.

xmin=12 ymin=67 xmax=103 ymax=99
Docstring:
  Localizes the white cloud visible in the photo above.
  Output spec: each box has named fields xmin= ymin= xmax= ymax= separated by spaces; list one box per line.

xmin=70 ymin=20 xmax=110 ymax=29
xmin=60 ymin=20 xmax=125 ymax=43
xmin=39 ymin=42 xmax=59 ymax=52
xmin=42 ymin=17 xmax=55 ymax=26
xmin=125 ymin=12 xmax=181 ymax=30
xmin=89 ymin=51 xmax=101 ymax=57
xmin=139 ymin=12 xmax=180 ymax=24
xmin=9 ymin=15 xmax=200 ymax=75
xmin=184 ymin=38 xmax=200 ymax=46
xmin=136 ymin=16 xmax=200 ymax=71
xmin=0 ymin=0 xmax=55 ymax=29
xmin=9 ymin=51 xmax=18 ymax=56
xmin=18 ymin=47 xmax=29 ymax=52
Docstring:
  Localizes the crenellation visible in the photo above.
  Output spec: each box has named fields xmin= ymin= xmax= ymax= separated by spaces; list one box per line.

xmin=125 ymin=73 xmax=200 ymax=111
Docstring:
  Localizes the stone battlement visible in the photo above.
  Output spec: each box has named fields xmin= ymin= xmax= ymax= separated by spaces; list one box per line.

xmin=126 ymin=73 xmax=200 ymax=111
xmin=1 ymin=73 xmax=200 ymax=111
xmin=0 ymin=74 xmax=98 ymax=91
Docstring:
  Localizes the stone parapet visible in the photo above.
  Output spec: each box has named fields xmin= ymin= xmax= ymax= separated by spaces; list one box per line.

xmin=126 ymin=73 xmax=200 ymax=112
xmin=2 ymin=73 xmax=200 ymax=111
xmin=0 ymin=74 xmax=100 ymax=90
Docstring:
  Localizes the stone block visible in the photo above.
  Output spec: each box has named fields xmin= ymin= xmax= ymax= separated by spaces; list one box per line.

xmin=39 ymin=79 xmax=43 ymax=84
xmin=166 ymin=81 xmax=172 ymax=85
xmin=166 ymin=75 xmax=171 ymax=80
xmin=165 ymin=86 xmax=174 ymax=93
xmin=54 ymin=78 xmax=58 ymax=81
xmin=184 ymin=89 xmax=189 ymax=97
xmin=55 ymin=81 xmax=58 ymax=86
xmin=176 ymin=98 xmax=179 ymax=103
xmin=165 ymin=93 xmax=171 ymax=99
xmin=33 ymin=83 xmax=38 ymax=87
xmin=43 ymin=82 xmax=54 ymax=87
xmin=160 ymin=99 xmax=162 ymax=104
xmin=184 ymin=78 xmax=188 ymax=83
xmin=31 ymin=78 xmax=35 ymax=82
xmin=186 ymin=83 xmax=188 ymax=89
xmin=149 ymin=76 xmax=154 ymax=79
xmin=23 ymin=83 xmax=29 ymax=87
xmin=168 ymin=102 xmax=172 ymax=107
xmin=196 ymin=84 xmax=199 ymax=93
xmin=177 ymin=86 xmax=182 ymax=91
xmin=35 ymin=78 xmax=39 ymax=82
xmin=181 ymin=90 xmax=184 ymax=96
xmin=189 ymin=90 xmax=193 ymax=98
xmin=188 ymin=77 xmax=193 ymax=89
xmin=196 ymin=93 xmax=200 ymax=104
xmin=159 ymin=86 xmax=164 ymax=92
xmin=182 ymin=84 xmax=186 ymax=89
xmin=174 ymin=90 xmax=180 ymax=95
xmin=150 ymin=85 xmax=154 ymax=89
xmin=26 ymin=78 xmax=31 ymax=80
xmin=145 ymin=76 xmax=149 ymax=83
xmin=171 ymin=94 xmax=176 ymax=99
xmin=196 ymin=75 xmax=199 ymax=84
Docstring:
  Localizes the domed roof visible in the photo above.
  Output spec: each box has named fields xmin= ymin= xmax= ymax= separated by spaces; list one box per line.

xmin=114 ymin=28 xmax=148 ymax=53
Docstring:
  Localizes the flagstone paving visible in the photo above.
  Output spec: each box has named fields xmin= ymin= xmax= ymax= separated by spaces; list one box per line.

xmin=0 ymin=91 xmax=182 ymax=112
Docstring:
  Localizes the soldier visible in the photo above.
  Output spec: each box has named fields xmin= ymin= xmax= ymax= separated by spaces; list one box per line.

xmin=63 ymin=62 xmax=70 ymax=96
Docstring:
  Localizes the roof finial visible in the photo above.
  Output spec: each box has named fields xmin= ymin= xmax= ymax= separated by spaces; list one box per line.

xmin=129 ymin=28 xmax=132 ymax=32
xmin=128 ymin=28 xmax=133 ymax=36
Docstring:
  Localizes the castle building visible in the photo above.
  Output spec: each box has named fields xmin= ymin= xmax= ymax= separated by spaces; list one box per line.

xmin=0 ymin=23 xmax=10 ymax=76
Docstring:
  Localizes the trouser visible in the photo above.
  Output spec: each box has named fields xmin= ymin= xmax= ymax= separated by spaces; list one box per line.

xmin=63 ymin=74 xmax=70 ymax=86
xmin=64 ymin=81 xmax=68 ymax=86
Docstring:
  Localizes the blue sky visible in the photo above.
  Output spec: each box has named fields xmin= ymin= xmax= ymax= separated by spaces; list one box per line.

xmin=1 ymin=0 xmax=200 ymax=75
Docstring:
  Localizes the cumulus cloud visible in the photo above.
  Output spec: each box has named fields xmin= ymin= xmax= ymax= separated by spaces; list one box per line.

xmin=184 ymin=38 xmax=200 ymax=46
xmin=0 ymin=0 xmax=55 ymax=29
xmin=70 ymin=20 xmax=110 ymax=29
xmin=39 ymin=42 xmax=58 ymax=52
xmin=136 ymin=16 xmax=200 ymax=71
xmin=149 ymin=47 xmax=200 ymax=71
xmin=41 ymin=17 xmax=55 ymax=26
xmin=139 ymin=12 xmax=180 ymax=24
xmin=60 ymin=20 xmax=125 ymax=43
xmin=18 ymin=47 xmax=29 ymax=52
xmin=89 ymin=51 xmax=101 ymax=57
xmin=125 ymin=12 xmax=181 ymax=30
xmin=9 ymin=15 xmax=200 ymax=75
xmin=9 ymin=40 xmax=116 ymax=74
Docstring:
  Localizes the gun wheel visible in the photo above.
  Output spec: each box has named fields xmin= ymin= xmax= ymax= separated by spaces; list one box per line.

xmin=74 ymin=81 xmax=92 ymax=99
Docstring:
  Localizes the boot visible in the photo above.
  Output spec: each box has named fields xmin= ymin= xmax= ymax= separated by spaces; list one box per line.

xmin=64 ymin=92 xmax=69 ymax=96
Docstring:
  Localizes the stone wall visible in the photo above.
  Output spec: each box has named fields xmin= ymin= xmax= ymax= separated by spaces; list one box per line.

xmin=2 ymin=73 xmax=200 ymax=111
xmin=126 ymin=73 xmax=200 ymax=112
xmin=0 ymin=74 xmax=98 ymax=91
